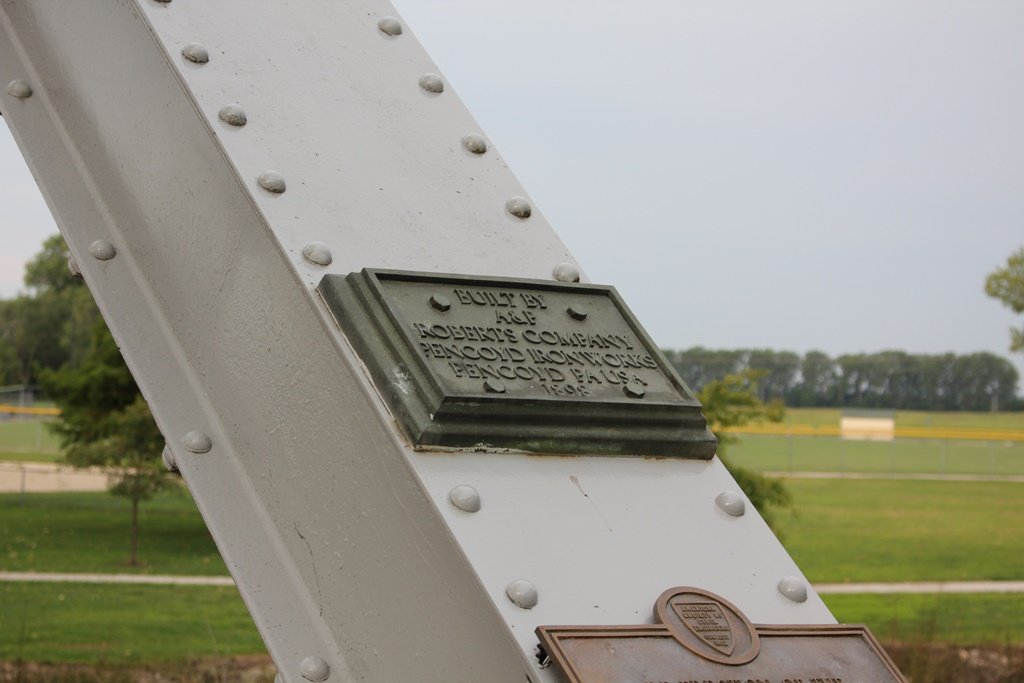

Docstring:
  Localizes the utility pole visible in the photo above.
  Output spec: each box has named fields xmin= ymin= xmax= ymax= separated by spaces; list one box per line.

xmin=0 ymin=2 xmax=903 ymax=681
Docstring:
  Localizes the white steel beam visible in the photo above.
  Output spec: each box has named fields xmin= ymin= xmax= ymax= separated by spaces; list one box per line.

xmin=0 ymin=2 xmax=833 ymax=681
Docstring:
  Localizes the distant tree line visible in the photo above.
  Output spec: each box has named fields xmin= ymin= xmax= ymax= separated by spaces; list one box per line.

xmin=663 ymin=347 xmax=1021 ymax=412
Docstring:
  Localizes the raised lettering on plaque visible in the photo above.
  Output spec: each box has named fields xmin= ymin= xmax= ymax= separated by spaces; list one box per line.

xmin=317 ymin=269 xmax=716 ymax=457
xmin=536 ymin=587 xmax=907 ymax=683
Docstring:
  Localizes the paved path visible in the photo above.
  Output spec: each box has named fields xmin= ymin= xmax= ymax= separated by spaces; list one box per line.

xmin=2 ymin=572 xmax=1023 ymax=594
xmin=815 ymin=580 xmax=1024 ymax=594
xmin=0 ymin=571 xmax=233 ymax=586
xmin=764 ymin=470 xmax=1024 ymax=483
xmin=0 ymin=461 xmax=108 ymax=493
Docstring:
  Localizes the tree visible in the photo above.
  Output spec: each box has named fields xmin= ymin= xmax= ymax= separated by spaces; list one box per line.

xmin=698 ymin=370 xmax=791 ymax=531
xmin=0 ymin=234 xmax=100 ymax=386
xmin=986 ymin=247 xmax=1024 ymax=354
xmin=41 ymin=319 xmax=169 ymax=566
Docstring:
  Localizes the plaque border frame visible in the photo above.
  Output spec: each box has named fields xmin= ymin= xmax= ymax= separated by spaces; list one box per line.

xmin=317 ymin=269 xmax=717 ymax=457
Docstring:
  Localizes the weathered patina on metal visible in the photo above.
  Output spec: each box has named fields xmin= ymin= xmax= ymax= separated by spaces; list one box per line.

xmin=537 ymin=587 xmax=907 ymax=683
xmin=319 ymin=269 xmax=717 ymax=457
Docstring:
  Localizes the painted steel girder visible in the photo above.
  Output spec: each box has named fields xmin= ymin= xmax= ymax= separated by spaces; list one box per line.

xmin=0 ymin=1 xmax=832 ymax=681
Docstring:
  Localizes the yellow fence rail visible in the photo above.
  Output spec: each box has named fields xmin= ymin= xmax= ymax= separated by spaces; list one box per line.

xmin=721 ymin=423 xmax=1024 ymax=442
xmin=0 ymin=404 xmax=61 ymax=417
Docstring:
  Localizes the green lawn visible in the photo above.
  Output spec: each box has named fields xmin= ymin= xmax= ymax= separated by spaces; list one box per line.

xmin=826 ymin=592 xmax=1024 ymax=646
xmin=0 ymin=583 xmax=264 ymax=664
xmin=726 ymin=433 xmax=1024 ymax=475
xmin=776 ymin=479 xmax=1024 ymax=583
xmin=2 ymin=478 xmax=1023 ymax=662
xmin=0 ymin=419 xmax=60 ymax=458
xmin=0 ymin=491 xmax=228 ymax=576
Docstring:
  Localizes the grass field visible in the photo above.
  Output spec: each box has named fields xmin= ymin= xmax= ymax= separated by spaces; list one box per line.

xmin=776 ymin=478 xmax=1024 ymax=583
xmin=726 ymin=433 xmax=1024 ymax=475
xmin=0 ymin=418 xmax=60 ymax=462
xmin=825 ymin=592 xmax=1024 ymax=645
xmin=0 ymin=583 xmax=264 ymax=664
xmin=0 ymin=491 xmax=227 ymax=576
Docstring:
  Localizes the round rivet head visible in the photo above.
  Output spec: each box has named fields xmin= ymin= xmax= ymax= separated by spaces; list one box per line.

xmin=715 ymin=491 xmax=746 ymax=517
xmin=181 ymin=43 xmax=209 ymax=64
xmin=67 ymin=253 xmax=83 ymax=279
xmin=429 ymin=294 xmax=451 ymax=312
xmin=777 ymin=577 xmax=808 ymax=603
xmin=301 ymin=241 xmax=332 ymax=266
xmin=566 ymin=304 xmax=588 ymax=321
xmin=448 ymin=485 xmax=481 ymax=513
xmin=483 ymin=379 xmax=506 ymax=394
xmin=89 ymin=240 xmax=117 ymax=261
xmin=461 ymin=134 xmax=487 ymax=155
xmin=552 ymin=262 xmax=580 ymax=283
xmin=506 ymin=579 xmax=538 ymax=609
xmin=623 ymin=381 xmax=646 ymax=399
xmin=6 ymin=80 xmax=32 ymax=99
xmin=182 ymin=431 xmax=212 ymax=454
xmin=299 ymin=656 xmax=330 ymax=682
xmin=161 ymin=446 xmax=178 ymax=473
xmin=505 ymin=196 xmax=532 ymax=219
xmin=257 ymin=171 xmax=286 ymax=194
xmin=419 ymin=73 xmax=444 ymax=94
xmin=218 ymin=104 xmax=247 ymax=127
xmin=378 ymin=16 xmax=402 ymax=36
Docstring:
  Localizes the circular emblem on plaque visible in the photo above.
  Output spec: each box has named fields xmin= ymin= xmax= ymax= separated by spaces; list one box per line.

xmin=655 ymin=586 xmax=760 ymax=665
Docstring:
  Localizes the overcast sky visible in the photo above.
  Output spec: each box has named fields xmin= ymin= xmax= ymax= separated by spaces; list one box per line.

xmin=2 ymin=1 xmax=1023 ymax=383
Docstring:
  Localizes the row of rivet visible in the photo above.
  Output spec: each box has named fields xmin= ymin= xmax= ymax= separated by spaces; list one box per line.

xmin=163 ymin=10 xmax=334 ymax=680
xmin=449 ymin=482 xmax=807 ymax=609
xmin=171 ymin=14 xmax=568 ymax=276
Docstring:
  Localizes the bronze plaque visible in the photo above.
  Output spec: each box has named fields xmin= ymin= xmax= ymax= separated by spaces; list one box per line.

xmin=317 ymin=270 xmax=716 ymax=457
xmin=537 ymin=587 xmax=907 ymax=683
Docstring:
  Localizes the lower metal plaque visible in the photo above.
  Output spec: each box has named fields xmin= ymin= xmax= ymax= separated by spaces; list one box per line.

xmin=537 ymin=587 xmax=906 ymax=683
xmin=318 ymin=269 xmax=716 ymax=457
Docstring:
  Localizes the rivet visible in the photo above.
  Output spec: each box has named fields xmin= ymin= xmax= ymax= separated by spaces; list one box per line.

xmin=552 ymin=262 xmax=580 ymax=283
xmin=461 ymin=134 xmax=487 ymax=155
xmin=377 ymin=16 xmax=403 ymax=36
xmin=5 ymin=80 xmax=32 ymax=99
xmin=299 ymin=656 xmax=330 ymax=682
xmin=448 ymin=485 xmax=481 ymax=513
xmin=89 ymin=240 xmax=117 ymax=261
xmin=777 ymin=577 xmax=808 ymax=603
xmin=483 ymin=379 xmax=506 ymax=394
xmin=505 ymin=196 xmax=532 ymax=219
xmin=301 ymin=241 xmax=332 ymax=266
xmin=506 ymin=579 xmax=538 ymax=609
xmin=218 ymin=104 xmax=247 ymax=127
xmin=182 ymin=431 xmax=212 ymax=454
xmin=161 ymin=446 xmax=178 ymax=473
xmin=429 ymin=294 xmax=451 ymax=312
xmin=67 ymin=254 xmax=83 ymax=279
xmin=715 ymin=491 xmax=746 ymax=517
xmin=257 ymin=171 xmax=286 ymax=194
xmin=181 ymin=43 xmax=209 ymax=64
xmin=566 ymin=304 xmax=588 ymax=321
xmin=419 ymin=73 xmax=444 ymax=94
xmin=623 ymin=381 xmax=646 ymax=399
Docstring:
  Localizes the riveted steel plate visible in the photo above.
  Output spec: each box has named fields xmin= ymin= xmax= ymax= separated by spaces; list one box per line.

xmin=318 ymin=269 xmax=716 ymax=457
xmin=537 ymin=587 xmax=906 ymax=683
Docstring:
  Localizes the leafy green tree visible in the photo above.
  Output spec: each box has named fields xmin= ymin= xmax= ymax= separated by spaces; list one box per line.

xmin=986 ymin=247 xmax=1024 ymax=354
xmin=0 ymin=235 xmax=100 ymax=386
xmin=41 ymin=319 xmax=168 ymax=566
xmin=698 ymin=370 xmax=791 ymax=531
